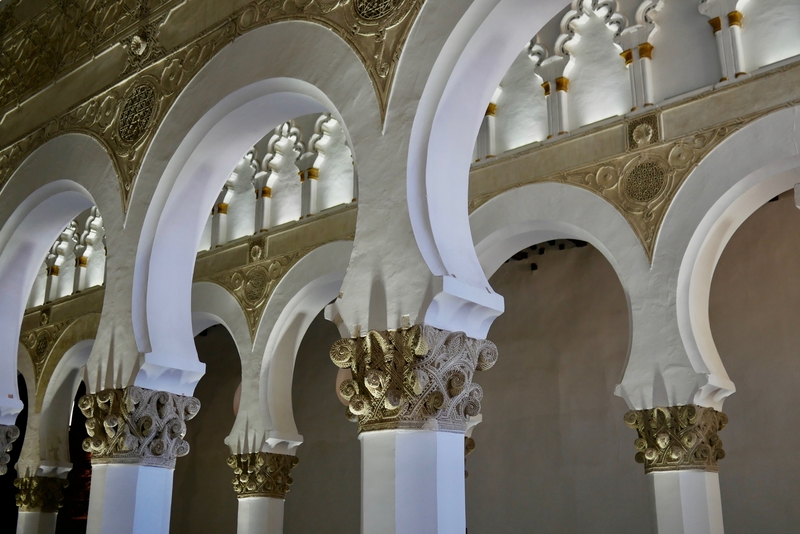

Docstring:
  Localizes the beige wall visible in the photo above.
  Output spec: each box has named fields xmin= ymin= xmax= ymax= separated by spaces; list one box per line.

xmin=172 ymin=195 xmax=800 ymax=533
xmin=710 ymin=193 xmax=800 ymax=533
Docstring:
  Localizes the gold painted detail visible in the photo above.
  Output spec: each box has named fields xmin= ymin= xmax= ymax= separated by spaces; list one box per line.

xmin=20 ymin=321 xmax=72 ymax=384
xmin=470 ymin=113 xmax=737 ymax=259
xmin=79 ymin=386 xmax=201 ymax=469
xmin=624 ymin=405 xmax=727 ymax=473
xmin=307 ymin=167 xmax=319 ymax=180
xmin=708 ymin=16 xmax=722 ymax=33
xmin=555 ymin=77 xmax=570 ymax=92
xmin=638 ymin=42 xmax=654 ymax=61
xmin=49 ymin=265 xmax=59 ymax=276
xmin=227 ymin=452 xmax=299 ymax=499
xmin=486 ymin=103 xmax=498 ymax=117
xmin=0 ymin=425 xmax=20 ymax=476
xmin=261 ymin=187 xmax=272 ymax=198
xmin=727 ymin=11 xmax=743 ymax=27
xmin=0 ymin=0 xmax=422 ymax=210
xmin=14 ymin=476 xmax=68 ymax=512
xmin=79 ymin=256 xmax=89 ymax=267
xmin=541 ymin=81 xmax=551 ymax=97
xmin=621 ymin=49 xmax=634 ymax=66
xmin=217 ymin=202 xmax=229 ymax=215
xmin=330 ymin=325 xmax=498 ymax=433
xmin=208 ymin=251 xmax=304 ymax=340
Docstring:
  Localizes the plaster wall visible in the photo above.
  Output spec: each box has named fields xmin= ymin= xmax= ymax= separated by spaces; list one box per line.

xmin=709 ymin=193 xmax=800 ymax=533
xmin=171 ymin=325 xmax=241 ymax=534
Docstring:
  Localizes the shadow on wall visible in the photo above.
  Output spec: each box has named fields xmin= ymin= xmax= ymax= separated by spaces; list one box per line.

xmin=467 ymin=242 xmax=648 ymax=533
xmin=709 ymin=193 xmax=800 ymax=534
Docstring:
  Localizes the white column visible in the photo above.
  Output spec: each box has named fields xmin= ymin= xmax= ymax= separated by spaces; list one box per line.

xmin=16 ymin=512 xmax=58 ymax=534
xmin=237 ymin=497 xmax=285 ymax=534
xmin=86 ymin=464 xmax=174 ymax=534
xmin=360 ymin=430 xmax=465 ymax=534
xmin=727 ymin=11 xmax=746 ymax=78
xmin=647 ymin=471 xmax=724 ymax=534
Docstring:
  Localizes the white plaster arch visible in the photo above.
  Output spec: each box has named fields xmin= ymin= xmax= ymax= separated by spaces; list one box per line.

xmin=191 ymin=281 xmax=252 ymax=354
xmin=407 ymin=0 xmax=570 ymax=339
xmin=129 ymin=21 xmax=378 ymax=396
xmin=37 ymin=338 xmax=93 ymax=473
xmin=253 ymin=241 xmax=352 ymax=454
xmin=0 ymin=134 xmax=120 ymax=423
xmin=658 ymin=105 xmax=800 ymax=410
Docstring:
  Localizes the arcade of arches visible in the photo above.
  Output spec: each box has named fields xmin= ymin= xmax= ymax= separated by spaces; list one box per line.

xmin=1 ymin=0 xmax=800 ymax=533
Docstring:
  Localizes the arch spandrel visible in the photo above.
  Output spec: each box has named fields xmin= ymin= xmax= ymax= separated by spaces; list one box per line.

xmin=0 ymin=0 xmax=422 ymax=212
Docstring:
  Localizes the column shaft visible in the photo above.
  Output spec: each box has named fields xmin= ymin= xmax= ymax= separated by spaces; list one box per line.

xmin=237 ymin=497 xmax=285 ymax=534
xmin=16 ymin=512 xmax=58 ymax=534
xmin=648 ymin=471 xmax=724 ymax=534
xmin=360 ymin=430 xmax=465 ymax=534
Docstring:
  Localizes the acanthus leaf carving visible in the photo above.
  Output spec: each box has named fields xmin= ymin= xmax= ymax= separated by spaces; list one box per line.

xmin=14 ymin=476 xmax=68 ymax=512
xmin=0 ymin=424 xmax=20 ymax=476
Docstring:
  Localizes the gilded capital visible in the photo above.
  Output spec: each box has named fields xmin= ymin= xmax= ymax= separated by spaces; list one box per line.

xmin=14 ymin=476 xmax=68 ymax=512
xmin=0 ymin=424 xmax=20 ymax=475
xmin=330 ymin=325 xmax=498 ymax=433
xmin=79 ymin=386 xmax=201 ymax=469
xmin=227 ymin=452 xmax=299 ymax=499
xmin=624 ymin=405 xmax=727 ymax=473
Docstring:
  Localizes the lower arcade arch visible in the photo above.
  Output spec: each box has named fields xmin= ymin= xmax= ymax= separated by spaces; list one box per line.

xmin=467 ymin=182 xmax=647 ymax=532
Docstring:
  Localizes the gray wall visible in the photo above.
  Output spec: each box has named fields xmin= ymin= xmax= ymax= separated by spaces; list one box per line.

xmin=172 ymin=194 xmax=800 ymax=533
xmin=172 ymin=325 xmax=241 ymax=534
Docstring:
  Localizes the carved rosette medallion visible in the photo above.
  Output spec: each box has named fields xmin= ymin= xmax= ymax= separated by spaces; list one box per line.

xmin=117 ymin=83 xmax=157 ymax=145
xmin=20 ymin=320 xmax=71 ymax=384
xmin=79 ymin=386 xmax=201 ymax=469
xmin=330 ymin=325 xmax=498 ymax=433
xmin=0 ymin=424 xmax=20 ymax=475
xmin=14 ymin=476 xmax=68 ymax=512
xmin=624 ymin=405 xmax=728 ymax=473
xmin=227 ymin=452 xmax=299 ymax=499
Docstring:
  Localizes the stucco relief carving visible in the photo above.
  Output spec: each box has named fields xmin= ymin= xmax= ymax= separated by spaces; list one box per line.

xmin=0 ymin=424 xmax=20 ymax=475
xmin=79 ymin=386 xmax=200 ymax=468
xmin=330 ymin=325 xmax=498 ymax=433
xmin=0 ymin=0 xmax=422 ymax=210
xmin=20 ymin=320 xmax=72 ymax=384
xmin=469 ymin=112 xmax=738 ymax=259
xmin=14 ymin=476 xmax=68 ymax=512
xmin=208 ymin=249 xmax=305 ymax=341
xmin=227 ymin=452 xmax=299 ymax=499
xmin=624 ymin=405 xmax=727 ymax=473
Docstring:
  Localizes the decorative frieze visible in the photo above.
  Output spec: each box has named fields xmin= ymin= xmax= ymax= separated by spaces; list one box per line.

xmin=624 ymin=405 xmax=728 ymax=473
xmin=330 ymin=325 xmax=498 ymax=433
xmin=0 ymin=424 xmax=20 ymax=475
xmin=79 ymin=386 xmax=200 ymax=469
xmin=14 ymin=476 xmax=68 ymax=513
xmin=227 ymin=452 xmax=299 ymax=499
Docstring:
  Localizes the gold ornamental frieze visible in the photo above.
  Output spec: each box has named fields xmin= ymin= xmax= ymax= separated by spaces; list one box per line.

xmin=227 ymin=452 xmax=299 ymax=499
xmin=624 ymin=405 xmax=728 ymax=473
xmin=0 ymin=0 xmax=423 ymax=211
xmin=330 ymin=325 xmax=498 ymax=433
xmin=206 ymin=249 xmax=305 ymax=341
xmin=469 ymin=113 xmax=736 ymax=260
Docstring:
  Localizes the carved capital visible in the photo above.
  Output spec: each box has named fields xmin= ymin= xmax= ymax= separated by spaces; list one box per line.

xmin=227 ymin=452 xmax=299 ymax=499
xmin=14 ymin=476 xmax=68 ymax=512
xmin=0 ymin=424 xmax=20 ymax=475
xmin=624 ymin=405 xmax=728 ymax=473
xmin=79 ymin=386 xmax=201 ymax=469
xmin=330 ymin=325 xmax=498 ymax=433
